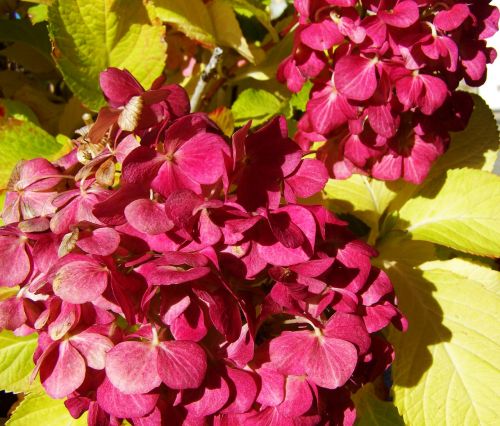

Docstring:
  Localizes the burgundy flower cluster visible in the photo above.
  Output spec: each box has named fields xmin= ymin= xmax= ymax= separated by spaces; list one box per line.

xmin=278 ymin=0 xmax=499 ymax=183
xmin=0 ymin=69 xmax=405 ymax=425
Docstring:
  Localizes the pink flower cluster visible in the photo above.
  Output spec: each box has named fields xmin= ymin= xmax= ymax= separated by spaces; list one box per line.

xmin=0 ymin=69 xmax=405 ymax=425
xmin=279 ymin=0 xmax=499 ymax=183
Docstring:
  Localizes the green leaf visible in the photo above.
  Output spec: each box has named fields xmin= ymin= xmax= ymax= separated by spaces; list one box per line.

xmin=7 ymin=392 xmax=87 ymax=426
xmin=376 ymin=236 xmax=500 ymax=426
xmin=0 ymin=117 xmax=64 ymax=190
xmin=289 ymin=81 xmax=312 ymax=112
xmin=430 ymin=94 xmax=499 ymax=177
xmin=396 ymin=168 xmax=500 ymax=257
xmin=153 ymin=0 xmax=215 ymax=47
xmin=232 ymin=88 xmax=282 ymax=126
xmin=48 ymin=0 xmax=167 ymax=111
xmin=0 ymin=331 xmax=38 ymax=393
xmin=0 ymin=99 xmax=40 ymax=124
xmin=353 ymin=384 xmax=404 ymax=426
xmin=28 ymin=4 xmax=49 ymax=24
xmin=208 ymin=0 xmax=255 ymax=62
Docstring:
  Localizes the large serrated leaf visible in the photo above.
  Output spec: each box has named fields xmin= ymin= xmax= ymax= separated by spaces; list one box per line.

xmin=376 ymin=237 xmax=500 ymax=426
xmin=7 ymin=392 xmax=87 ymax=426
xmin=48 ymin=0 xmax=167 ymax=111
xmin=353 ymin=384 xmax=404 ymax=426
xmin=232 ymin=88 xmax=282 ymax=126
xmin=0 ymin=117 xmax=64 ymax=190
xmin=0 ymin=330 xmax=38 ymax=394
xmin=397 ymin=168 xmax=500 ymax=257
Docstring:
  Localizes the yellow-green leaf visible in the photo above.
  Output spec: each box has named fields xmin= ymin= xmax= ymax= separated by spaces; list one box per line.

xmin=153 ymin=0 xmax=215 ymax=47
xmin=0 ymin=117 xmax=64 ymax=190
xmin=0 ymin=331 xmax=38 ymax=393
xmin=48 ymin=0 xmax=167 ymax=111
xmin=353 ymin=384 xmax=404 ymax=426
xmin=377 ymin=237 xmax=500 ymax=426
xmin=232 ymin=88 xmax=282 ymax=127
xmin=397 ymin=168 xmax=500 ymax=257
xmin=226 ymin=0 xmax=278 ymax=41
xmin=430 ymin=94 xmax=499 ymax=177
xmin=207 ymin=0 xmax=254 ymax=62
xmin=323 ymin=176 xmax=401 ymax=241
xmin=7 ymin=392 xmax=87 ymax=426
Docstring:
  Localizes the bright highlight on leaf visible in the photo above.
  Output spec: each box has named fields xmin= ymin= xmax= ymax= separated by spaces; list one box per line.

xmin=397 ymin=168 xmax=500 ymax=257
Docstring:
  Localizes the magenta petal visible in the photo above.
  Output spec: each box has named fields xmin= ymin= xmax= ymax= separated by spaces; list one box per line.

xmin=300 ymin=20 xmax=344 ymax=51
xmin=138 ymin=260 xmax=211 ymax=286
xmin=53 ymin=260 xmax=109 ymax=304
xmin=0 ymin=234 xmax=30 ymax=287
xmin=269 ymin=331 xmax=312 ymax=376
xmin=255 ymin=366 xmax=286 ymax=407
xmin=222 ymin=367 xmax=258 ymax=414
xmin=379 ymin=1 xmax=419 ymax=28
xmin=184 ymin=371 xmax=230 ymax=417
xmin=277 ymin=376 xmax=313 ymax=417
xmin=76 ymin=227 xmax=120 ymax=256
xmin=434 ymin=3 xmax=469 ymax=32
xmin=419 ymin=74 xmax=448 ymax=114
xmin=164 ymin=189 xmax=202 ymax=228
xmin=100 ymin=68 xmax=144 ymax=108
xmin=105 ymin=341 xmax=161 ymax=394
xmin=286 ymin=159 xmax=328 ymax=199
xmin=70 ymin=332 xmax=114 ymax=370
xmin=125 ymin=199 xmax=173 ymax=235
xmin=305 ymin=335 xmax=357 ymax=389
xmin=157 ymin=340 xmax=207 ymax=389
xmin=324 ymin=312 xmax=371 ymax=355
xmin=41 ymin=341 xmax=86 ymax=398
xmin=268 ymin=211 xmax=305 ymax=249
xmin=176 ymin=133 xmax=227 ymax=185
xmin=97 ymin=377 xmax=159 ymax=418
xmin=334 ymin=55 xmax=378 ymax=101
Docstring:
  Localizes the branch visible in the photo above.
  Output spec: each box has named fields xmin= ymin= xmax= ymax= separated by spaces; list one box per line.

xmin=190 ymin=47 xmax=224 ymax=112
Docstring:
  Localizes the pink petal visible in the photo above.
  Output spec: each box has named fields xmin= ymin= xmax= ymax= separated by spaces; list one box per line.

xmin=157 ymin=340 xmax=207 ymax=389
xmin=105 ymin=341 xmax=161 ymax=394
xmin=256 ymin=365 xmax=286 ymax=407
xmin=269 ymin=331 xmax=312 ymax=376
xmin=305 ymin=335 xmax=357 ymax=389
xmin=41 ymin=340 xmax=86 ymax=398
xmin=300 ymin=20 xmax=344 ymax=51
xmin=434 ymin=3 xmax=469 ymax=32
xmin=53 ymin=260 xmax=109 ymax=304
xmin=100 ymin=68 xmax=144 ymax=108
xmin=324 ymin=312 xmax=371 ymax=355
xmin=277 ymin=376 xmax=313 ymax=417
xmin=138 ymin=259 xmax=211 ymax=286
xmin=0 ymin=234 xmax=30 ymax=287
xmin=125 ymin=199 xmax=173 ymax=235
xmin=170 ymin=303 xmax=208 ymax=342
xmin=97 ymin=377 xmax=159 ymax=418
xmin=176 ymin=133 xmax=227 ymax=185
xmin=222 ymin=367 xmax=258 ymax=414
xmin=184 ymin=371 xmax=230 ymax=417
xmin=76 ymin=227 xmax=120 ymax=256
xmin=379 ymin=1 xmax=419 ymax=28
xmin=335 ymin=55 xmax=378 ymax=101
xmin=164 ymin=189 xmax=202 ymax=228
xmin=70 ymin=332 xmax=114 ymax=370
xmin=285 ymin=159 xmax=328 ymax=199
